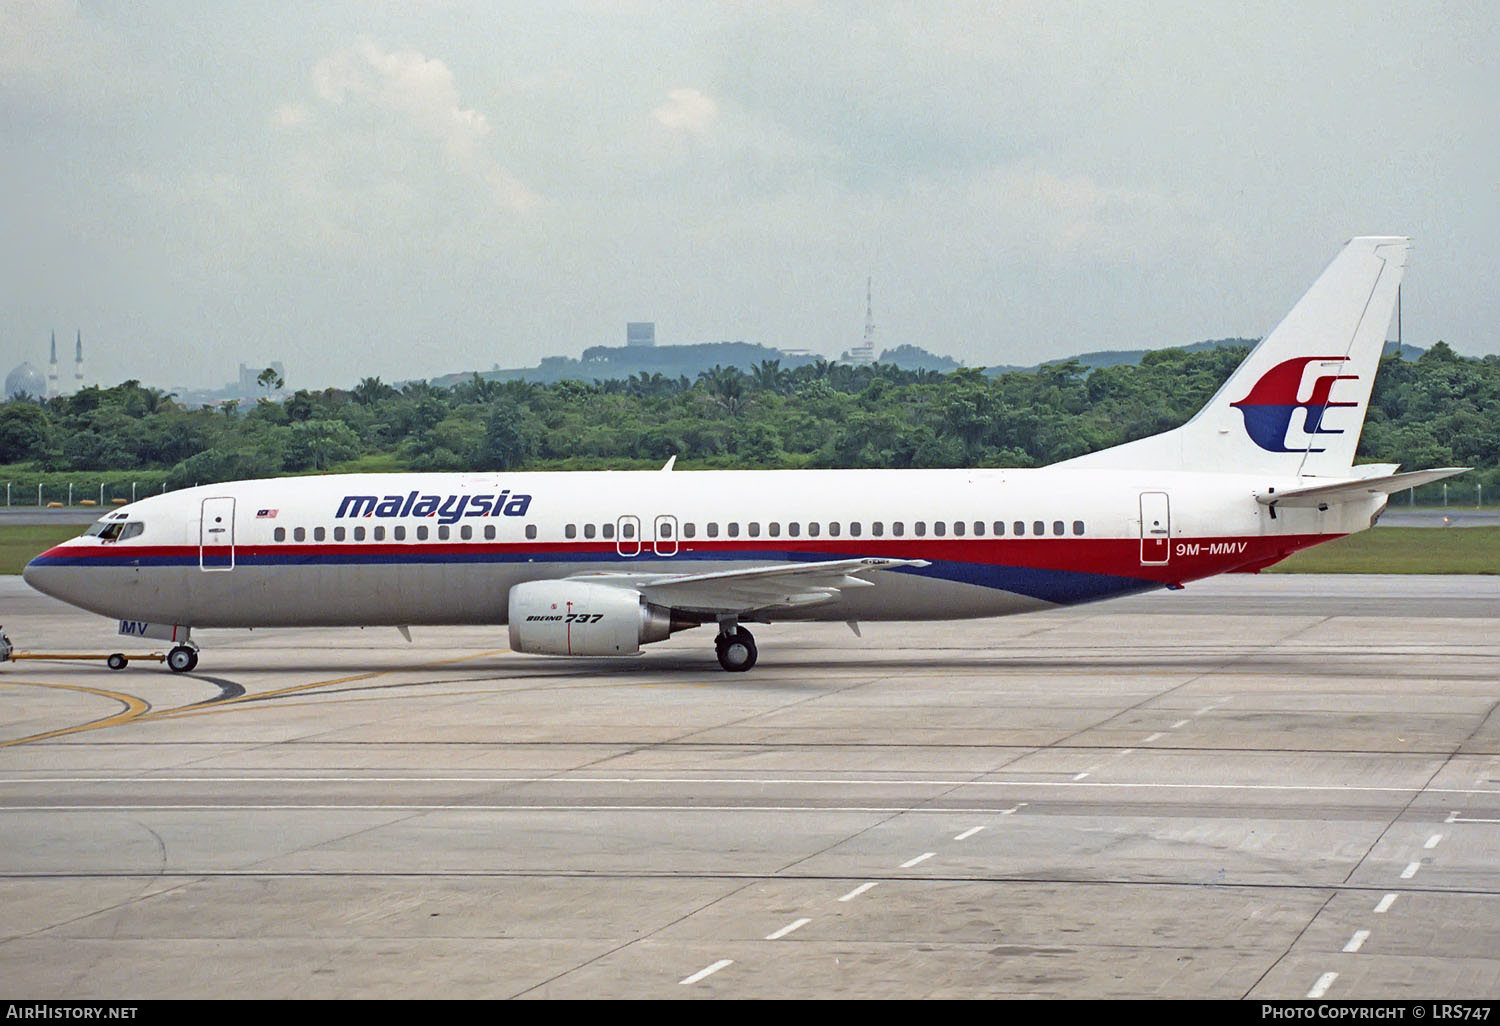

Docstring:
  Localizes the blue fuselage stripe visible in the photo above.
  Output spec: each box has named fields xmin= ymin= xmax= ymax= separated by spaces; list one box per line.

xmin=28 ymin=545 xmax=1158 ymax=606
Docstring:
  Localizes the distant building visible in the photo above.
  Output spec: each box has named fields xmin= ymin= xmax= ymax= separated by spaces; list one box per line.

xmin=626 ymin=322 xmax=656 ymax=348
xmin=238 ymin=362 xmax=286 ymax=396
xmin=4 ymin=362 xmax=46 ymax=400
xmin=11 ymin=330 xmax=86 ymax=400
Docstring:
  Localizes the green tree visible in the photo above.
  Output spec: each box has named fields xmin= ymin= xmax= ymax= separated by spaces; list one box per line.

xmin=476 ymin=402 xmax=531 ymax=470
xmin=284 ymin=419 xmax=361 ymax=471
xmin=0 ymin=402 xmax=53 ymax=463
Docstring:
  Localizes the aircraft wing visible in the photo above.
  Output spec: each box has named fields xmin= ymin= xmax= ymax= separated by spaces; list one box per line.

xmin=570 ymin=557 xmax=930 ymax=615
xmin=1256 ymin=467 xmax=1470 ymax=508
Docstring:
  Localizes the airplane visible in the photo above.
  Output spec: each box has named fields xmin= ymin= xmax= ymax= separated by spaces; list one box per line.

xmin=20 ymin=236 xmax=1467 ymax=674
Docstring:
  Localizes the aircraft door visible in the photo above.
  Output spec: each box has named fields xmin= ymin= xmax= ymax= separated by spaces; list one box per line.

xmin=1139 ymin=492 xmax=1170 ymax=566
xmin=200 ymin=497 xmax=236 ymax=571
xmin=653 ymin=515 xmax=679 ymax=557
xmin=615 ymin=515 xmax=641 ymax=557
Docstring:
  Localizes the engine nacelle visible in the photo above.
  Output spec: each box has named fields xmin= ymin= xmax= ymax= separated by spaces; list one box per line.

xmin=507 ymin=580 xmax=688 ymax=656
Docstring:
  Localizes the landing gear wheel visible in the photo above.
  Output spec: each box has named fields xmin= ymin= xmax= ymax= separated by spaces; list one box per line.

xmin=167 ymin=645 xmax=198 ymax=673
xmin=106 ymin=653 xmax=128 ymax=671
xmin=715 ymin=627 xmax=757 ymax=672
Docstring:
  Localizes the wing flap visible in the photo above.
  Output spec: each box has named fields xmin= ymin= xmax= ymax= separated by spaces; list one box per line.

xmin=573 ymin=557 xmax=929 ymax=615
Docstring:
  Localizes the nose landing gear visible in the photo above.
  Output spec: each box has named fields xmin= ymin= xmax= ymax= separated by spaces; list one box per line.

xmin=166 ymin=645 xmax=200 ymax=673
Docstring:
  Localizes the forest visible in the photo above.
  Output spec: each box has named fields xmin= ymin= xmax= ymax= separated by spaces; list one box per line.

xmin=1 ymin=341 xmax=1496 ymax=505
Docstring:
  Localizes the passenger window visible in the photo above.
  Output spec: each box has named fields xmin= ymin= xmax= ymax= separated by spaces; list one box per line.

xmin=461 ymin=525 xmax=472 ymax=540
xmin=707 ymin=522 xmax=719 ymax=538
xmin=808 ymin=523 xmax=820 ymax=537
xmin=334 ymin=526 xmax=346 ymax=541
xmin=354 ymin=526 xmax=366 ymax=541
xmin=769 ymin=522 xmax=780 ymax=537
xmin=973 ymin=521 xmax=984 ymax=536
xmin=994 ymin=521 xmax=1004 ymax=536
xmin=1073 ymin=521 xmax=1085 ymax=536
xmin=828 ymin=522 xmax=840 ymax=537
xmin=622 ymin=522 xmax=635 ymax=539
xmin=953 ymin=521 xmax=965 ymax=536
xmin=1013 ymin=521 xmax=1025 ymax=536
xmin=1033 ymin=521 xmax=1045 ymax=536
xmin=872 ymin=522 xmax=883 ymax=537
xmin=294 ymin=527 xmax=306 ymax=542
xmin=437 ymin=525 xmax=449 ymax=540
xmin=893 ymin=522 xmax=904 ymax=537
xmin=393 ymin=526 xmax=404 ymax=541
xmin=373 ymin=526 xmax=385 ymax=541
xmin=565 ymin=524 xmax=577 ymax=539
xmin=584 ymin=523 xmax=596 ymax=539
xmin=603 ymin=523 xmax=615 ymax=539
xmin=274 ymin=527 xmax=286 ymax=542
xmin=1053 ymin=521 xmax=1065 ymax=536
xmin=788 ymin=522 xmax=800 ymax=537
xmin=525 ymin=524 xmax=537 ymax=539
xmin=915 ymin=521 xmax=926 ymax=537
xmin=417 ymin=525 xmax=429 ymax=541
xmin=660 ymin=522 xmax=673 ymax=538
xmin=849 ymin=522 xmax=861 ymax=537
xmin=484 ymin=525 xmax=496 ymax=540
xmin=683 ymin=523 xmax=695 ymax=539
xmin=934 ymin=522 xmax=946 ymax=537
xmin=748 ymin=522 xmax=760 ymax=537
xmin=728 ymin=523 xmax=740 ymax=538
xmin=315 ymin=526 xmax=326 ymax=541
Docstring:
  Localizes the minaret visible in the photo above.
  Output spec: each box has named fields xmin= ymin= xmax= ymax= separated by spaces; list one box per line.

xmin=73 ymin=330 xmax=84 ymax=392
xmin=47 ymin=331 xmax=59 ymax=398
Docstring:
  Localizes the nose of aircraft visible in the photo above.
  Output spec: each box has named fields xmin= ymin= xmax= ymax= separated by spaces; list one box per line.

xmin=22 ymin=546 xmax=71 ymax=603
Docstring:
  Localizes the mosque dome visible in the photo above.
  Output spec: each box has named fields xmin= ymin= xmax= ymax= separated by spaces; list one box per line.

xmin=5 ymin=362 xmax=47 ymax=399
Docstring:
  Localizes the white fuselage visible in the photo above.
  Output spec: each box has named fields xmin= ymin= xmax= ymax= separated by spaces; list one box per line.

xmin=23 ymin=467 xmax=1377 ymax=630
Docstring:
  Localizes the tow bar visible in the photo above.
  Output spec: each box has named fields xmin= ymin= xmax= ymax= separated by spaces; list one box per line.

xmin=0 ymin=627 xmax=164 ymax=670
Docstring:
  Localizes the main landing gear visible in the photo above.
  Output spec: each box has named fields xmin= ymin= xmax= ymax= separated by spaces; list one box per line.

xmin=714 ymin=625 xmax=757 ymax=672
xmin=166 ymin=644 xmax=200 ymax=673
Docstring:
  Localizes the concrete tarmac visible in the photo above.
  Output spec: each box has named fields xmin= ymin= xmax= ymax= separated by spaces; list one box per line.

xmin=0 ymin=574 xmax=1497 ymax=1000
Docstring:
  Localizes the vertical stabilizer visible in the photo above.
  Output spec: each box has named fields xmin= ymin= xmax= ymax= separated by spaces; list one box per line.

xmin=1057 ymin=236 xmax=1408 ymax=476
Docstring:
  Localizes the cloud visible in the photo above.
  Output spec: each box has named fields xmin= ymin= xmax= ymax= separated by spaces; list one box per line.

xmin=653 ymin=87 xmax=719 ymax=135
xmin=963 ymin=164 xmax=1228 ymax=265
xmin=0 ymin=0 xmax=139 ymax=116
xmin=279 ymin=38 xmax=539 ymax=218
xmin=313 ymin=40 xmax=491 ymax=160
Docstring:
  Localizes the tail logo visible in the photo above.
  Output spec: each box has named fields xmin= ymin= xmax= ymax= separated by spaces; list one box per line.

xmin=1230 ymin=357 xmax=1358 ymax=453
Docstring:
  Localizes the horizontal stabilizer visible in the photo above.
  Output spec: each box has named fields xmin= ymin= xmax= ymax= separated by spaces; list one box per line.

xmin=1256 ymin=467 xmax=1469 ymax=508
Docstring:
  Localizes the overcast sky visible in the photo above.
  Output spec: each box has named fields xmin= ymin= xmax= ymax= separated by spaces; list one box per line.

xmin=2 ymin=1 xmax=1496 ymax=390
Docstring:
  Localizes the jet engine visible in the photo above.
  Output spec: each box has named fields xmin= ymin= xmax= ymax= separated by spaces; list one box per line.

xmin=507 ymin=580 xmax=694 ymax=656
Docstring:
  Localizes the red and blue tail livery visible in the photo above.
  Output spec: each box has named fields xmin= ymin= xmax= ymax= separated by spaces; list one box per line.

xmin=20 ymin=237 xmax=1468 ymax=674
xmin=1231 ymin=356 xmax=1358 ymax=453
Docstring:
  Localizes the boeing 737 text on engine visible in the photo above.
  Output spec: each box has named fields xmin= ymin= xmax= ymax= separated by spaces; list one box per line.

xmin=21 ymin=237 xmax=1466 ymax=673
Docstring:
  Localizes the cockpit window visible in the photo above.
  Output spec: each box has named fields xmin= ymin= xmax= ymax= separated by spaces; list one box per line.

xmin=86 ymin=520 xmax=143 ymax=541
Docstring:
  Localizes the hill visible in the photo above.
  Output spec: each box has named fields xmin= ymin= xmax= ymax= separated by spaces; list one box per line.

xmin=435 ymin=337 xmax=1424 ymax=388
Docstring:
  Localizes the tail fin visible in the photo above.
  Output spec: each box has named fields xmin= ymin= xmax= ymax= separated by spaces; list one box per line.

xmin=1058 ymin=236 xmax=1408 ymax=476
